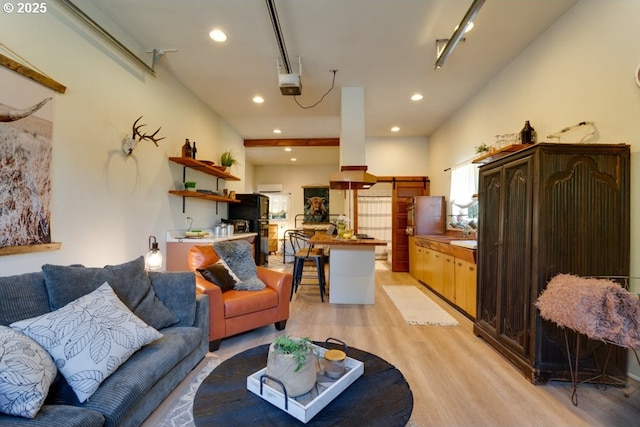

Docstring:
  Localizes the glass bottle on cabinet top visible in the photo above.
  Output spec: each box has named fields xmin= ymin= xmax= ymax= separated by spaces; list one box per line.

xmin=181 ymin=139 xmax=192 ymax=158
xmin=520 ymin=121 xmax=535 ymax=144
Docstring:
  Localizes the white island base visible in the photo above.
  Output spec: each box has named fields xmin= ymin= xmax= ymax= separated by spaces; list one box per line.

xmin=328 ymin=245 xmax=376 ymax=304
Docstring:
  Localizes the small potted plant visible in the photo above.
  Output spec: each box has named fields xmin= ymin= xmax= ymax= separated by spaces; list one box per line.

xmin=475 ymin=143 xmax=490 ymax=154
xmin=184 ymin=181 xmax=196 ymax=191
xmin=335 ymin=215 xmax=350 ymax=238
xmin=265 ymin=335 xmax=317 ymax=397
xmin=220 ymin=150 xmax=239 ymax=170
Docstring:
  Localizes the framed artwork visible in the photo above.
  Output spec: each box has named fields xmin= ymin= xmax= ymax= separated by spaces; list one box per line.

xmin=0 ymin=53 xmax=65 ymax=255
xmin=303 ymin=186 xmax=329 ymax=223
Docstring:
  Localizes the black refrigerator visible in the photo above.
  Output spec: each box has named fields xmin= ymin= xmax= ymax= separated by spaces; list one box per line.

xmin=228 ymin=193 xmax=269 ymax=266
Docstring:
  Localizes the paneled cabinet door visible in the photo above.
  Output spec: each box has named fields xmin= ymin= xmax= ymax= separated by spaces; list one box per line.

xmin=421 ymin=247 xmax=432 ymax=287
xmin=408 ymin=236 xmax=417 ymax=279
xmin=477 ymin=154 xmax=533 ymax=359
xmin=442 ymin=254 xmax=455 ymax=302
xmin=268 ymin=224 xmax=278 ymax=253
xmin=476 ymin=164 xmax=502 ymax=336
xmin=431 ymin=251 xmax=444 ymax=295
xmin=455 ymin=258 xmax=476 ymax=318
xmin=499 ymin=155 xmax=533 ymax=358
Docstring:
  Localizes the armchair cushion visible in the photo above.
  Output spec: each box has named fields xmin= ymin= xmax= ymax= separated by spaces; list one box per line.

xmin=213 ymin=241 xmax=266 ymax=291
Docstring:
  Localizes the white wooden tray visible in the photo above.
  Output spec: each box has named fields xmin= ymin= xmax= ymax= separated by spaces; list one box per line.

xmin=246 ymin=343 xmax=364 ymax=423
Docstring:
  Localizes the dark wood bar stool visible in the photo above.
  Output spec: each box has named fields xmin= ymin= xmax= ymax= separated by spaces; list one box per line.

xmin=289 ymin=231 xmax=327 ymax=301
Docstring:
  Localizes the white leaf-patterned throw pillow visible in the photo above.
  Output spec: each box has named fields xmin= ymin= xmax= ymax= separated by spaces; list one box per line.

xmin=0 ymin=326 xmax=57 ymax=418
xmin=10 ymin=282 xmax=163 ymax=403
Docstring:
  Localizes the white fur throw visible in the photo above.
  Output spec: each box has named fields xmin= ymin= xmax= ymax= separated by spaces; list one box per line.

xmin=536 ymin=274 xmax=640 ymax=349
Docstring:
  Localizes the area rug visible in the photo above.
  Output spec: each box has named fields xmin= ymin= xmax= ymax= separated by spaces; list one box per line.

xmin=382 ymin=285 xmax=459 ymax=326
xmin=158 ymin=357 xmax=221 ymax=427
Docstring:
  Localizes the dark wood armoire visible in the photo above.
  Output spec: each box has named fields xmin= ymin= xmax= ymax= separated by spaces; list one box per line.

xmin=474 ymin=143 xmax=630 ymax=383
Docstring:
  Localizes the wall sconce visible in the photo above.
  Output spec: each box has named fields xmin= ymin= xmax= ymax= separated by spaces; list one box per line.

xmin=145 ymin=236 xmax=163 ymax=271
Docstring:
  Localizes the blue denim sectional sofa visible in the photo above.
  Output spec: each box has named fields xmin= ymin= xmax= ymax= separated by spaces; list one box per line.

xmin=0 ymin=257 xmax=209 ymax=426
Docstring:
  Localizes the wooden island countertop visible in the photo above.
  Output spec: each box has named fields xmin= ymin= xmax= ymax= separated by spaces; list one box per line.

xmin=308 ymin=233 xmax=387 ymax=247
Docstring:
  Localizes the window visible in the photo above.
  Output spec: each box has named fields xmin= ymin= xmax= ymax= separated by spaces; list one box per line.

xmin=265 ymin=193 xmax=290 ymax=220
xmin=449 ymin=162 xmax=478 ymax=228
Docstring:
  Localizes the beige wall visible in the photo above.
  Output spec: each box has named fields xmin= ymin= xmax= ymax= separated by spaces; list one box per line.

xmin=426 ymin=0 xmax=640 ymax=377
xmin=253 ymin=164 xmax=345 ymax=239
xmin=366 ymin=136 xmax=430 ymax=177
xmin=0 ymin=2 xmax=244 ymax=274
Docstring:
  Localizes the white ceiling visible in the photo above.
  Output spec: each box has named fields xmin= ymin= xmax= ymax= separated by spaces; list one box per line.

xmin=78 ymin=0 xmax=578 ymax=165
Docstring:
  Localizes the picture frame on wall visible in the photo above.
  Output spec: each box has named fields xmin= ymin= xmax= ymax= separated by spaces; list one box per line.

xmin=303 ymin=185 xmax=329 ymax=223
xmin=0 ymin=53 xmax=65 ymax=255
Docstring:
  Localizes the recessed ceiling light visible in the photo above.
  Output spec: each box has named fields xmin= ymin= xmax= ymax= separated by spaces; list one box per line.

xmin=284 ymin=147 xmax=292 ymax=152
xmin=454 ymin=22 xmax=474 ymax=34
xmin=253 ymin=96 xmax=264 ymax=104
xmin=273 ymin=128 xmax=282 ymax=134
xmin=411 ymin=94 xmax=423 ymax=101
xmin=209 ymin=29 xmax=227 ymax=42
xmin=291 ymin=158 xmax=297 ymax=162
xmin=391 ymin=126 xmax=400 ymax=132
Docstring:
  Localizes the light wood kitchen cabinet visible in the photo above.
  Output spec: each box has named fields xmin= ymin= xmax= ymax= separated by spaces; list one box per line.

xmin=268 ymin=224 xmax=278 ymax=254
xmin=421 ymin=247 xmax=432 ymax=288
xmin=408 ymin=236 xmax=417 ymax=278
xmin=409 ymin=237 xmax=476 ymax=318
xmin=475 ymin=143 xmax=630 ymax=383
xmin=454 ymin=259 xmax=476 ymax=317
xmin=440 ymin=253 xmax=455 ymax=302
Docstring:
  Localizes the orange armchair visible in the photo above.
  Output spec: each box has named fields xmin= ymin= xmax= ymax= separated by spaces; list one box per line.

xmin=188 ymin=245 xmax=292 ymax=351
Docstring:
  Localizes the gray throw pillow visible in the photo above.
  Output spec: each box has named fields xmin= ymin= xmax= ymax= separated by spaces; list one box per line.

xmin=42 ymin=257 xmax=178 ymax=329
xmin=213 ymin=240 xmax=266 ymax=291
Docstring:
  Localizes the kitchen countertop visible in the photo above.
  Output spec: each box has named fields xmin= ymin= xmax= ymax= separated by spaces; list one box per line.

xmin=166 ymin=230 xmax=257 ymax=243
xmin=309 ymin=233 xmax=387 ymax=246
xmin=415 ymin=234 xmax=476 ymax=264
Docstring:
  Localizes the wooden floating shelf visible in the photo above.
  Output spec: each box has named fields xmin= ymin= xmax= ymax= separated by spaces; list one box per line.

xmin=472 ymin=144 xmax=530 ymax=164
xmin=169 ymin=157 xmax=240 ymax=181
xmin=168 ymin=190 xmax=241 ymax=203
xmin=0 ymin=242 xmax=62 ymax=256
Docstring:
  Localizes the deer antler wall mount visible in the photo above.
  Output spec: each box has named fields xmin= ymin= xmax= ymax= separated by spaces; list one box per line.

xmin=122 ymin=116 xmax=166 ymax=155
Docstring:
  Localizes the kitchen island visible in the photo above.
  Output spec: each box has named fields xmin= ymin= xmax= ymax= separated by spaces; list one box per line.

xmin=308 ymin=233 xmax=387 ymax=304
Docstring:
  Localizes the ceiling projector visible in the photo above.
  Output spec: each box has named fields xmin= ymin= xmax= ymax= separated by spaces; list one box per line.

xmin=278 ymin=73 xmax=301 ymax=96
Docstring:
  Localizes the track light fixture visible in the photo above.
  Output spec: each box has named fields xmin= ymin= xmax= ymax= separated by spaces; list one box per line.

xmin=435 ymin=0 xmax=485 ymax=69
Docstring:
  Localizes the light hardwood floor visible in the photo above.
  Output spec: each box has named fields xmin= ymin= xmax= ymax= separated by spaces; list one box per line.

xmin=145 ymin=261 xmax=640 ymax=426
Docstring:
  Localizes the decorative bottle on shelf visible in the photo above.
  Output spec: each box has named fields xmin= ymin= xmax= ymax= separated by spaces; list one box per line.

xmin=191 ymin=141 xmax=197 ymax=159
xmin=520 ymin=121 xmax=536 ymax=144
xmin=181 ymin=138 xmax=192 ymax=158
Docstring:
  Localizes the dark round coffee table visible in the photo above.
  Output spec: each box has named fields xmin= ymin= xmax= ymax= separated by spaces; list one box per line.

xmin=193 ymin=341 xmax=413 ymax=426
